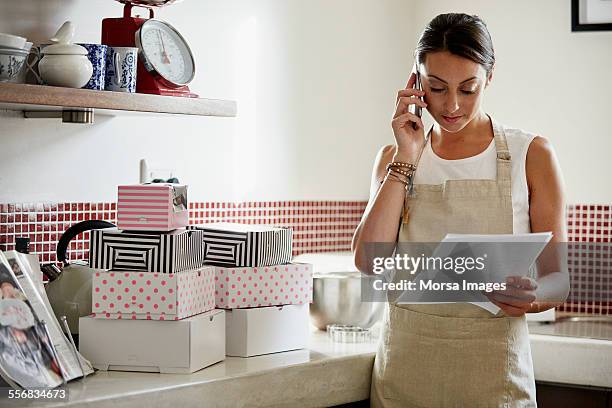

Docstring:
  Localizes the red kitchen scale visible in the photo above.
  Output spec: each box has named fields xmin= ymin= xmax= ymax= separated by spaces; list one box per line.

xmin=101 ymin=0 xmax=198 ymax=97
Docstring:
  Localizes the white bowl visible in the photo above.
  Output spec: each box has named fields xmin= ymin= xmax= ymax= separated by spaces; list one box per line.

xmin=0 ymin=52 xmax=27 ymax=82
xmin=0 ymin=32 xmax=27 ymax=50
xmin=0 ymin=47 xmax=28 ymax=56
xmin=0 ymin=46 xmax=33 ymax=84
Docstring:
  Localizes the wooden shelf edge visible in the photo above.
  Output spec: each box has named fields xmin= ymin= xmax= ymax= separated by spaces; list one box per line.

xmin=0 ymin=83 xmax=236 ymax=117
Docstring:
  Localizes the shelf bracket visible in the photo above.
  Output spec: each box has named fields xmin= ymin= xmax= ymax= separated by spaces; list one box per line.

xmin=23 ymin=108 xmax=95 ymax=124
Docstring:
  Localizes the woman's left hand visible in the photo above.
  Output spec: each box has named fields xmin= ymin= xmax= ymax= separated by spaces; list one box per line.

xmin=484 ymin=276 xmax=538 ymax=317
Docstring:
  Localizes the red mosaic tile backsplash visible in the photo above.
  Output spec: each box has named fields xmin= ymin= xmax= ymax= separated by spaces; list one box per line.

xmin=0 ymin=201 xmax=366 ymax=263
xmin=563 ymin=205 xmax=611 ymax=315
xmin=0 ymin=201 xmax=610 ymax=315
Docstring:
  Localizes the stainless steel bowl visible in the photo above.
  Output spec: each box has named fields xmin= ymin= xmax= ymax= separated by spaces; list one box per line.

xmin=294 ymin=252 xmax=384 ymax=330
xmin=310 ymin=272 xmax=384 ymax=330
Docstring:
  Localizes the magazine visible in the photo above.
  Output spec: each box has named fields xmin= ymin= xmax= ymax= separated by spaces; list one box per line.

xmin=3 ymin=251 xmax=94 ymax=382
xmin=17 ymin=253 xmax=94 ymax=377
xmin=0 ymin=251 xmax=64 ymax=389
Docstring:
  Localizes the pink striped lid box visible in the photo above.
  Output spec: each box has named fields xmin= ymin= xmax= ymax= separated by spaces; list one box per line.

xmin=117 ymin=184 xmax=188 ymax=232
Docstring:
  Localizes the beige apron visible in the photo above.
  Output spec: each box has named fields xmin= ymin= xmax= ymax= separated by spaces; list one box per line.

xmin=370 ymin=118 xmax=537 ymax=407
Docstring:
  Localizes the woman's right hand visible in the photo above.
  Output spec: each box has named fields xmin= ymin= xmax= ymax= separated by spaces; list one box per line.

xmin=391 ymin=72 xmax=428 ymax=163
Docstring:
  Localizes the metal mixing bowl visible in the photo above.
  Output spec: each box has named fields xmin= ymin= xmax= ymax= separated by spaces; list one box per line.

xmin=310 ymin=271 xmax=384 ymax=330
xmin=294 ymin=252 xmax=384 ymax=330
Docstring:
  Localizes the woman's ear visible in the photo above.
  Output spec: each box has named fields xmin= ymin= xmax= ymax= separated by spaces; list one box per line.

xmin=485 ymin=65 xmax=495 ymax=88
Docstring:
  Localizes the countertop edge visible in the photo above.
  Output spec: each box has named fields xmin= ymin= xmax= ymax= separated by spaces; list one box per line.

xmin=63 ymin=352 xmax=376 ymax=408
xmin=529 ymin=334 xmax=612 ymax=389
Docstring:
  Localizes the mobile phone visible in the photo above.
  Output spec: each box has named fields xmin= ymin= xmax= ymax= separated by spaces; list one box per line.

xmin=408 ymin=70 xmax=422 ymax=130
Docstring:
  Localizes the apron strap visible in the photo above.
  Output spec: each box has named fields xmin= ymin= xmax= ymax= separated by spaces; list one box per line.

xmin=491 ymin=118 xmax=512 ymax=184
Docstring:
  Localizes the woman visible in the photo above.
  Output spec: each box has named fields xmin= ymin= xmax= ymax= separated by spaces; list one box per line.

xmin=352 ymin=13 xmax=569 ymax=407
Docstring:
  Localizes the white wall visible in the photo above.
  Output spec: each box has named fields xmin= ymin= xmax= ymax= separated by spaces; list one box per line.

xmin=0 ymin=0 xmax=413 ymax=203
xmin=1 ymin=0 xmax=611 ymax=204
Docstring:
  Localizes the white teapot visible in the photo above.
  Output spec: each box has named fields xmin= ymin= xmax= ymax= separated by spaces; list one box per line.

xmin=38 ymin=21 xmax=92 ymax=88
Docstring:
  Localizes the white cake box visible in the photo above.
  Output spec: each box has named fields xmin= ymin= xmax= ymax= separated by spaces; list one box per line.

xmin=92 ymin=267 xmax=215 ymax=320
xmin=225 ymin=304 xmax=309 ymax=357
xmin=117 ymin=184 xmax=188 ymax=231
xmin=79 ymin=309 xmax=225 ymax=373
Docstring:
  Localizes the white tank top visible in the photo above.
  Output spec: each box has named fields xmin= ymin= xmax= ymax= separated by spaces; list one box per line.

xmin=413 ymin=125 xmax=538 ymax=234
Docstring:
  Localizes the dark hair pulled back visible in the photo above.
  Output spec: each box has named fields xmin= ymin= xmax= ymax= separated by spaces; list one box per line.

xmin=415 ymin=13 xmax=495 ymax=75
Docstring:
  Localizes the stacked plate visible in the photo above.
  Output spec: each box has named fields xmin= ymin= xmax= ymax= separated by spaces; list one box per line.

xmin=0 ymin=33 xmax=32 ymax=83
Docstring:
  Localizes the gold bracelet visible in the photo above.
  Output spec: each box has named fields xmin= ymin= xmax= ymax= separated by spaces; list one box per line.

xmin=384 ymin=172 xmax=409 ymax=190
xmin=380 ymin=172 xmax=408 ymax=185
xmin=387 ymin=168 xmax=410 ymax=182
xmin=388 ymin=161 xmax=417 ymax=169
xmin=389 ymin=167 xmax=414 ymax=179
xmin=386 ymin=161 xmax=417 ymax=172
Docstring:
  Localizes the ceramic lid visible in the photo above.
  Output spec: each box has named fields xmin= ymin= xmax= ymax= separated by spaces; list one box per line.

xmin=42 ymin=21 xmax=88 ymax=55
xmin=42 ymin=42 xmax=88 ymax=55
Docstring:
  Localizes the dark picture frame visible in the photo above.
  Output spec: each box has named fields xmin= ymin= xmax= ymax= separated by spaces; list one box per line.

xmin=572 ymin=0 xmax=612 ymax=31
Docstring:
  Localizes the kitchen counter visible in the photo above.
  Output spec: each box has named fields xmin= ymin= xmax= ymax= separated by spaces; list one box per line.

xmin=2 ymin=324 xmax=611 ymax=407
xmin=1 ymin=330 xmax=377 ymax=408
xmin=528 ymin=320 xmax=612 ymax=389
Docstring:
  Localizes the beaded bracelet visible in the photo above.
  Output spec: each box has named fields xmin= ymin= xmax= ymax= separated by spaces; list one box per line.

xmin=386 ymin=161 xmax=417 ymax=172
xmin=390 ymin=168 xmax=417 ymax=195
xmin=388 ymin=167 xmax=414 ymax=179
xmin=388 ymin=161 xmax=417 ymax=169
xmin=384 ymin=172 xmax=409 ymax=190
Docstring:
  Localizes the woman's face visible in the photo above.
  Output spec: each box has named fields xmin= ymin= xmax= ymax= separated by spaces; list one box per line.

xmin=419 ymin=51 xmax=491 ymax=133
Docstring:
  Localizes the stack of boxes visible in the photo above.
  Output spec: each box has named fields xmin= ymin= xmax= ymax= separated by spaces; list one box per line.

xmin=79 ymin=184 xmax=313 ymax=373
xmin=189 ymin=223 xmax=313 ymax=357
xmin=79 ymin=184 xmax=225 ymax=373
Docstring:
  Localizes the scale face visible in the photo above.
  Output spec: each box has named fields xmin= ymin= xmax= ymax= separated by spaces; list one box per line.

xmin=136 ymin=19 xmax=195 ymax=88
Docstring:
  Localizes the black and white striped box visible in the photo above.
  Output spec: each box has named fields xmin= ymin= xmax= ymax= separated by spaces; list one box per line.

xmin=188 ymin=223 xmax=292 ymax=267
xmin=89 ymin=228 xmax=204 ymax=274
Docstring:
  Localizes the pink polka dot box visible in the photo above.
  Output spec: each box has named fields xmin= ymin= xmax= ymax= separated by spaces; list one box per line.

xmin=91 ymin=267 xmax=215 ymax=320
xmin=214 ymin=263 xmax=313 ymax=309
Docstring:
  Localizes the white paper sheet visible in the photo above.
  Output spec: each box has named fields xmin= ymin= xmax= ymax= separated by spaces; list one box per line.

xmin=397 ymin=232 xmax=553 ymax=314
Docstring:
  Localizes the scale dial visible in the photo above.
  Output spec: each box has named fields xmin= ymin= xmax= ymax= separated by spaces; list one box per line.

xmin=136 ymin=19 xmax=195 ymax=88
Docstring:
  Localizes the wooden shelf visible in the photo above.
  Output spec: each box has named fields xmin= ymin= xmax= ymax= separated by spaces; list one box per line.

xmin=0 ymin=83 xmax=236 ymax=122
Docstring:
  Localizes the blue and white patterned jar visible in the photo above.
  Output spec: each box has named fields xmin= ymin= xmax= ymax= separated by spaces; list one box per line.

xmin=76 ymin=43 xmax=107 ymax=90
xmin=105 ymin=46 xmax=138 ymax=93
